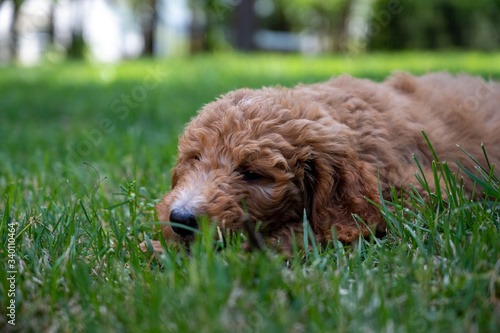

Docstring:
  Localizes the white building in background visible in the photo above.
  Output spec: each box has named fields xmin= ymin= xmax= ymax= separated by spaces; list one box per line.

xmin=0 ymin=0 xmax=191 ymax=65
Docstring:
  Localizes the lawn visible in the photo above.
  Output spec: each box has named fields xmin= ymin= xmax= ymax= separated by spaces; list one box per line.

xmin=1 ymin=52 xmax=499 ymax=332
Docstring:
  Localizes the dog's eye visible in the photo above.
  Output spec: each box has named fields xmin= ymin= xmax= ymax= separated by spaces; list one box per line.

xmin=241 ymin=171 xmax=264 ymax=182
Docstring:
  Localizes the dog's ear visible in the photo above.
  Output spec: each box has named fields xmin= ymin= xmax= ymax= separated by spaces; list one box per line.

xmin=171 ymin=165 xmax=179 ymax=188
xmin=304 ymin=154 xmax=386 ymax=243
xmin=302 ymin=159 xmax=317 ymax=223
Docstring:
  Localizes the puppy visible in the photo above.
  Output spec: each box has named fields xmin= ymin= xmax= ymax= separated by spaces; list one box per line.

xmin=152 ymin=72 xmax=500 ymax=253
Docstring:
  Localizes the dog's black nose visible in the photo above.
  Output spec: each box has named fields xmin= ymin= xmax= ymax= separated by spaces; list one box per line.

xmin=169 ymin=209 xmax=197 ymax=237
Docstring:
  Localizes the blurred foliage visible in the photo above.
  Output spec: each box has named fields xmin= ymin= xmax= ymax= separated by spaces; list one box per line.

xmin=187 ymin=0 xmax=500 ymax=53
xmin=369 ymin=0 xmax=500 ymax=51
xmin=276 ymin=0 xmax=353 ymax=51
xmin=1 ymin=0 xmax=499 ymax=64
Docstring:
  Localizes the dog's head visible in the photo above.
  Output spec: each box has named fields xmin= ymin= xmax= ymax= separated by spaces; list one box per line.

xmin=156 ymin=87 xmax=384 ymax=245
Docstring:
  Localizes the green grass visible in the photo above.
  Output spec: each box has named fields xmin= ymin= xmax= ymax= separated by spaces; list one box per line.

xmin=1 ymin=52 xmax=499 ymax=332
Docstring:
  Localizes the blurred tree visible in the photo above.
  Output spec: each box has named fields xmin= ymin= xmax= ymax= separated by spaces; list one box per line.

xmin=233 ymin=0 xmax=257 ymax=50
xmin=67 ymin=0 xmax=85 ymax=58
xmin=188 ymin=0 xmax=208 ymax=53
xmin=135 ymin=0 xmax=158 ymax=56
xmin=8 ymin=0 xmax=25 ymax=61
xmin=143 ymin=0 xmax=158 ymax=55
xmin=369 ymin=0 xmax=500 ymax=51
xmin=188 ymin=0 xmax=244 ymax=53
xmin=115 ymin=0 xmax=158 ymax=56
xmin=255 ymin=0 xmax=290 ymax=32
xmin=277 ymin=0 xmax=354 ymax=52
xmin=47 ymin=0 xmax=56 ymax=46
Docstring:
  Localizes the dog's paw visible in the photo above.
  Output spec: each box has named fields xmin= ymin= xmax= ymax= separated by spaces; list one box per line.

xmin=139 ymin=240 xmax=164 ymax=254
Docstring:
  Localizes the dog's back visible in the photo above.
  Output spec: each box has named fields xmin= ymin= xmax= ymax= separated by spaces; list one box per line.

xmin=388 ymin=72 xmax=500 ymax=166
xmin=297 ymin=72 xmax=500 ymax=195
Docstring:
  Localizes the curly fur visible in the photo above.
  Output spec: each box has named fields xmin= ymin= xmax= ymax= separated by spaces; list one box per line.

xmin=155 ymin=72 xmax=500 ymax=253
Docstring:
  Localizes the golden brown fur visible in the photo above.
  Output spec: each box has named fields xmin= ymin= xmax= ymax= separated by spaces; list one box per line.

xmin=155 ymin=72 xmax=500 ymax=253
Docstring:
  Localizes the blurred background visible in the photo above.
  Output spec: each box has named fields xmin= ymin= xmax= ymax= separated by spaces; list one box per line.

xmin=1 ymin=0 xmax=500 ymax=65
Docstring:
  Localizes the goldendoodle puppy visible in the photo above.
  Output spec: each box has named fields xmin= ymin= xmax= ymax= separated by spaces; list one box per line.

xmin=154 ymin=72 xmax=500 ymax=253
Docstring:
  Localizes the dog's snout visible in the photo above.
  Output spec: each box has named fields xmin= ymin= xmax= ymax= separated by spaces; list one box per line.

xmin=169 ymin=209 xmax=197 ymax=237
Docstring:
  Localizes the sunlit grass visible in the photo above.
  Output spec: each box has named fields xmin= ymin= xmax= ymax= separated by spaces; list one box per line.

xmin=1 ymin=52 xmax=499 ymax=332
